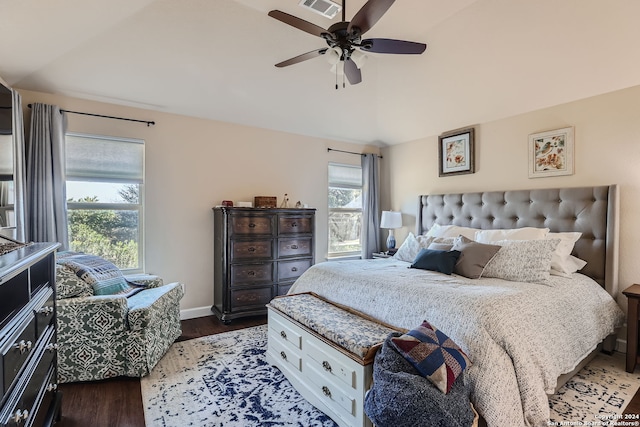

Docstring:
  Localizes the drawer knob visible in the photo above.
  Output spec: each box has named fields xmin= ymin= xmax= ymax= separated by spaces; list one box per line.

xmin=291 ymin=267 xmax=298 ymax=272
xmin=290 ymin=244 xmax=298 ymax=250
xmin=322 ymin=361 xmax=332 ymax=372
xmin=247 ymin=271 xmax=256 ymax=276
xmin=280 ymin=351 xmax=287 ymax=360
xmin=248 ymin=223 xmax=256 ymax=228
xmin=11 ymin=409 xmax=29 ymax=422
xmin=322 ymin=386 xmax=332 ymax=398
xmin=37 ymin=306 xmax=54 ymax=316
xmin=291 ymin=222 xmax=298 ymax=227
xmin=13 ymin=340 xmax=32 ymax=354
xmin=47 ymin=383 xmax=58 ymax=392
xmin=46 ymin=343 xmax=59 ymax=353
xmin=248 ymin=247 xmax=256 ymax=252
xmin=280 ymin=330 xmax=287 ymax=339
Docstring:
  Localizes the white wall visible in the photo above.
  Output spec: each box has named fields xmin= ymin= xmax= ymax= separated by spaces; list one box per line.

xmin=19 ymin=89 xmax=378 ymax=318
xmin=381 ymin=84 xmax=640 ymax=315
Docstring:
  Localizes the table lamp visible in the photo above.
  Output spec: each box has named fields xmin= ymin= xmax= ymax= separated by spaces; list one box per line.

xmin=380 ymin=211 xmax=403 ymax=252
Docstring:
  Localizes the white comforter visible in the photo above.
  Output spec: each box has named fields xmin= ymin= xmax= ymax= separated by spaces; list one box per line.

xmin=288 ymin=259 xmax=624 ymax=427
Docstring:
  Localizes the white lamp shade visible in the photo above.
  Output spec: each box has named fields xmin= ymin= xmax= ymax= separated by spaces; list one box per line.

xmin=380 ymin=211 xmax=402 ymax=229
xmin=326 ymin=47 xmax=342 ymax=65
xmin=350 ymin=49 xmax=367 ymax=69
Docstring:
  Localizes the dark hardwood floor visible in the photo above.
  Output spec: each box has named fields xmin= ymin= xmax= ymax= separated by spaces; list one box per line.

xmin=56 ymin=314 xmax=267 ymax=427
xmin=57 ymin=314 xmax=640 ymax=426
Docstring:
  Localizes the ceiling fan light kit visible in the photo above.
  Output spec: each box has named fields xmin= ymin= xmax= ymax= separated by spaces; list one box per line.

xmin=269 ymin=0 xmax=426 ymax=89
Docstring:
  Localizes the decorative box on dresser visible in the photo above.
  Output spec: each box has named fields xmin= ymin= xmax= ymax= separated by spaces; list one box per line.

xmin=0 ymin=242 xmax=61 ymax=427
xmin=212 ymin=207 xmax=315 ymax=323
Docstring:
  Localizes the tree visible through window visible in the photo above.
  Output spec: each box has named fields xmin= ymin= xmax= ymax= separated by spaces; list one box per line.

xmin=328 ymin=163 xmax=362 ymax=257
xmin=65 ymin=133 xmax=144 ymax=271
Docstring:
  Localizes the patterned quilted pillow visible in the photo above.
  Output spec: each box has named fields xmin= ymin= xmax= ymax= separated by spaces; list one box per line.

xmin=390 ymin=320 xmax=470 ymax=394
xmin=482 ymin=239 xmax=560 ymax=283
xmin=57 ymin=253 xmax=142 ymax=297
xmin=55 ymin=264 xmax=93 ymax=299
xmin=393 ymin=233 xmax=434 ymax=262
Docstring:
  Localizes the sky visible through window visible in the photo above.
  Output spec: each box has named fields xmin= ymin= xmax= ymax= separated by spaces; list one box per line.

xmin=67 ymin=181 xmax=132 ymax=203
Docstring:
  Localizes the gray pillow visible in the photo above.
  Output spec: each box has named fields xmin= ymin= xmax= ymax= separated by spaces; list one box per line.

xmin=451 ymin=236 xmax=501 ymax=279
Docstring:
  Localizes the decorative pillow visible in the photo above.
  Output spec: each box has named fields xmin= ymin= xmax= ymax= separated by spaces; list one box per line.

xmin=451 ymin=236 xmax=502 ymax=279
xmin=482 ymin=239 xmax=560 ymax=283
xmin=547 ymin=232 xmax=582 ymax=275
xmin=425 ymin=224 xmax=479 ymax=240
xmin=57 ymin=253 xmax=142 ymax=297
xmin=393 ymin=233 xmax=433 ymax=262
xmin=410 ymin=249 xmax=461 ymax=275
xmin=550 ymin=255 xmax=587 ymax=277
xmin=474 ymin=227 xmax=549 ymax=243
xmin=390 ymin=320 xmax=471 ymax=394
xmin=55 ymin=264 xmax=93 ymax=299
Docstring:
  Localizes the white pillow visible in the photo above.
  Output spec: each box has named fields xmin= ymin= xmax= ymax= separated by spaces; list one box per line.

xmin=425 ymin=224 xmax=479 ymax=240
xmin=474 ymin=227 xmax=549 ymax=243
xmin=546 ymin=232 xmax=583 ymax=275
xmin=550 ymin=255 xmax=588 ymax=277
xmin=482 ymin=239 xmax=560 ymax=283
xmin=393 ymin=233 xmax=434 ymax=262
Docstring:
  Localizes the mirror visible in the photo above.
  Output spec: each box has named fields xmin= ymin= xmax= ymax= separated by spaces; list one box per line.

xmin=0 ymin=83 xmax=14 ymax=233
xmin=0 ymin=78 xmax=25 ymax=241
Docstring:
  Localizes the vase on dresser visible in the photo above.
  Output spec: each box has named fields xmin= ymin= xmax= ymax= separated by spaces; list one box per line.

xmin=212 ymin=207 xmax=315 ymax=324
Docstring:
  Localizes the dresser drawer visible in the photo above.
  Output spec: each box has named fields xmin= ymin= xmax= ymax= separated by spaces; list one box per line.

xmin=307 ymin=338 xmax=357 ymax=389
xmin=1 ymin=315 xmax=37 ymax=395
xmin=269 ymin=311 xmax=302 ymax=350
xmin=230 ymin=263 xmax=274 ymax=286
xmin=230 ymin=216 xmax=273 ymax=236
xmin=33 ymin=287 xmax=55 ymax=341
xmin=278 ymin=238 xmax=312 ymax=258
xmin=306 ymin=359 xmax=356 ymax=418
xmin=231 ymin=240 xmax=273 ymax=260
xmin=230 ymin=287 xmax=272 ymax=309
xmin=278 ymin=215 xmax=313 ymax=235
xmin=278 ymin=259 xmax=312 ymax=281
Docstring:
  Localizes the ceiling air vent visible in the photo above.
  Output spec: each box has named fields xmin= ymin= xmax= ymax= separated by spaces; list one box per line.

xmin=299 ymin=0 xmax=341 ymax=19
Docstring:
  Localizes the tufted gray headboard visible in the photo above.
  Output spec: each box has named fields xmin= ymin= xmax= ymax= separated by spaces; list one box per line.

xmin=417 ymin=185 xmax=619 ymax=294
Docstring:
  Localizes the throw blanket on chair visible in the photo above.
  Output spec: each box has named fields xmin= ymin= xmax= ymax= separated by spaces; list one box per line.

xmin=364 ymin=333 xmax=477 ymax=427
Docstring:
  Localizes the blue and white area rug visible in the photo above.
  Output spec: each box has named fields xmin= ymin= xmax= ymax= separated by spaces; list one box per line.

xmin=142 ymin=325 xmax=640 ymax=426
xmin=141 ymin=325 xmax=337 ymax=427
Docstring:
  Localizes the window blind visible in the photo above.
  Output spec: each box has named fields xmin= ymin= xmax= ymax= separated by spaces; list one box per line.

xmin=328 ymin=163 xmax=362 ymax=188
xmin=66 ymin=133 xmax=144 ymax=183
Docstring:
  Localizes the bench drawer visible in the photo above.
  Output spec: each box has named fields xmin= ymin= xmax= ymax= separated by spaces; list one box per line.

xmin=269 ymin=312 xmax=302 ymax=350
xmin=269 ymin=335 xmax=302 ymax=372
xmin=306 ymin=338 xmax=356 ymax=389
xmin=306 ymin=359 xmax=356 ymax=417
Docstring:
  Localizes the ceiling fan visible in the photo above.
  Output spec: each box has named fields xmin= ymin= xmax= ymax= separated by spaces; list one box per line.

xmin=268 ymin=0 xmax=427 ymax=88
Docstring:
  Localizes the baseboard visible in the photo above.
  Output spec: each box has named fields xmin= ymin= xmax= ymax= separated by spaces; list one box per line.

xmin=180 ymin=306 xmax=214 ymax=320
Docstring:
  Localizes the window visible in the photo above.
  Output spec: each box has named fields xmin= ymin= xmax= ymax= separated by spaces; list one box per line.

xmin=65 ymin=133 xmax=144 ymax=271
xmin=328 ymin=163 xmax=362 ymax=257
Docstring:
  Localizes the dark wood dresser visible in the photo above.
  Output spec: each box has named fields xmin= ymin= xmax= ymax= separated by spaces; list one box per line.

xmin=212 ymin=207 xmax=315 ymax=323
xmin=0 ymin=242 xmax=61 ymax=427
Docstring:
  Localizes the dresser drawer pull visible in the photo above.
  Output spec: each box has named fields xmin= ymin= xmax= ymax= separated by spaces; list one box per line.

xmin=11 ymin=409 xmax=29 ymax=423
xmin=290 ymin=244 xmax=298 ymax=250
xmin=280 ymin=351 xmax=287 ymax=360
xmin=248 ymin=223 xmax=256 ymax=228
xmin=13 ymin=340 xmax=32 ymax=354
xmin=322 ymin=386 xmax=332 ymax=398
xmin=291 ymin=222 xmax=297 ymax=227
xmin=322 ymin=361 xmax=332 ymax=372
xmin=46 ymin=383 xmax=58 ymax=392
xmin=247 ymin=247 xmax=256 ymax=252
xmin=37 ymin=306 xmax=54 ymax=316
xmin=280 ymin=330 xmax=287 ymax=339
xmin=46 ymin=343 xmax=59 ymax=353
xmin=291 ymin=267 xmax=298 ymax=272
xmin=247 ymin=271 xmax=256 ymax=276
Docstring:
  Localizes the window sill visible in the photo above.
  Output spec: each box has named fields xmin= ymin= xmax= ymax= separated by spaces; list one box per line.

xmin=325 ymin=255 xmax=362 ymax=262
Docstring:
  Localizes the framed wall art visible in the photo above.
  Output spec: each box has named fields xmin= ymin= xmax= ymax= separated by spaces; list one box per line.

xmin=438 ymin=127 xmax=475 ymax=177
xmin=528 ymin=126 xmax=574 ymax=178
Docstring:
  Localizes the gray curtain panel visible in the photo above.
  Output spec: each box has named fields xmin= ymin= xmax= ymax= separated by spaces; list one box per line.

xmin=11 ymin=89 xmax=27 ymax=241
xmin=361 ymin=153 xmax=380 ymax=259
xmin=26 ymin=103 xmax=69 ymax=249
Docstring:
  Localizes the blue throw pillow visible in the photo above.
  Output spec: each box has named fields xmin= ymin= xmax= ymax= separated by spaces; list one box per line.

xmin=410 ymin=249 xmax=461 ymax=275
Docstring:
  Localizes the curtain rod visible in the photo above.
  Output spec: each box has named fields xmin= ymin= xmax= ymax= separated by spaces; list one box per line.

xmin=327 ymin=148 xmax=382 ymax=159
xmin=27 ymin=104 xmax=155 ymax=126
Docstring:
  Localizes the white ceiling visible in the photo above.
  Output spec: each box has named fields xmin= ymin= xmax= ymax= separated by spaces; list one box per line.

xmin=2 ymin=0 xmax=639 ymax=146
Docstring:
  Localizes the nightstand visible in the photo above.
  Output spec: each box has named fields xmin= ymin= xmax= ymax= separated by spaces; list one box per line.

xmin=623 ymin=284 xmax=640 ymax=372
xmin=372 ymin=252 xmax=392 ymax=259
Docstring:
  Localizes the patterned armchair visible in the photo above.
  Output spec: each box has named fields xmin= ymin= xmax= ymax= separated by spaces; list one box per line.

xmin=55 ymin=253 xmax=184 ymax=383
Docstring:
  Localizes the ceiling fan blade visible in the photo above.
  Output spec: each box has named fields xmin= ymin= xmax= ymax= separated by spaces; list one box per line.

xmin=347 ymin=0 xmax=396 ymax=36
xmin=361 ymin=38 xmax=427 ymax=54
xmin=268 ymin=10 xmax=328 ymax=38
xmin=344 ymin=59 xmax=362 ymax=85
xmin=275 ymin=49 xmax=327 ymax=68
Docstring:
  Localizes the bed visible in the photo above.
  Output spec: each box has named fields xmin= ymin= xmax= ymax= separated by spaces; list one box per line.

xmin=288 ymin=185 xmax=625 ymax=427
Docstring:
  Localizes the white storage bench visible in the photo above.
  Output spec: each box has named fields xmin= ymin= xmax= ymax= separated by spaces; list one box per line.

xmin=266 ymin=292 xmax=402 ymax=427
